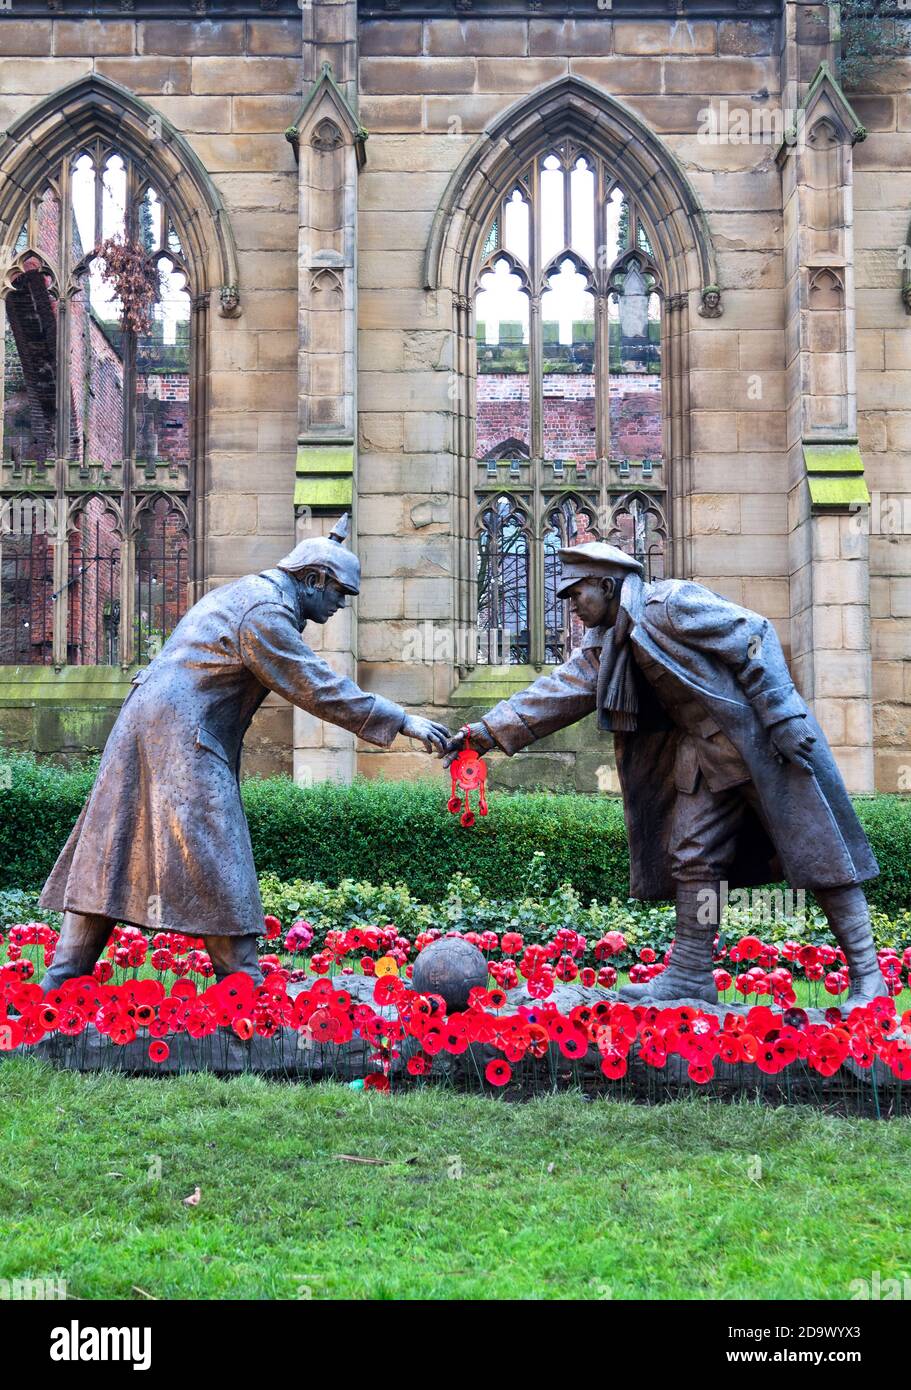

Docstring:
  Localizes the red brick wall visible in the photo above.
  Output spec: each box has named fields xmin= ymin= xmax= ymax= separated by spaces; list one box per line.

xmin=478 ymin=371 xmax=661 ymax=461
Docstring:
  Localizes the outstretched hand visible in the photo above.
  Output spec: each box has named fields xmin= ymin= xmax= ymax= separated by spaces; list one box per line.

xmin=439 ymin=722 xmax=495 ymax=768
xmin=400 ymin=714 xmax=452 ymax=754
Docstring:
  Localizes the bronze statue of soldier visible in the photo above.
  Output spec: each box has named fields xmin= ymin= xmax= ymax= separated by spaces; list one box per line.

xmin=444 ymin=543 xmax=887 ymax=1012
xmin=39 ymin=518 xmax=449 ymax=991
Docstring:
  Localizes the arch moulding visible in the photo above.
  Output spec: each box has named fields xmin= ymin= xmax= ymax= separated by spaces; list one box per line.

xmin=423 ymin=74 xmax=720 ymax=311
xmin=425 ymin=76 xmax=719 ymax=650
xmin=0 ymin=73 xmax=241 ymax=316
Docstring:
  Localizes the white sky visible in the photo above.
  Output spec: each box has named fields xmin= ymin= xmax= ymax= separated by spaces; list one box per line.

xmin=71 ymin=153 xmax=189 ymax=347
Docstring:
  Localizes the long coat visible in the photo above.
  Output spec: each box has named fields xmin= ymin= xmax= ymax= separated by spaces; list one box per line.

xmin=40 ymin=568 xmax=406 ymax=935
xmin=481 ymin=577 xmax=878 ymax=900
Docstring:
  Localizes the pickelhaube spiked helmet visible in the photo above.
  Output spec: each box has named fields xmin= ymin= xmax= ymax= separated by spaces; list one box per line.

xmin=276 ymin=514 xmax=361 ymax=594
xmin=554 ymin=541 xmax=644 ymax=599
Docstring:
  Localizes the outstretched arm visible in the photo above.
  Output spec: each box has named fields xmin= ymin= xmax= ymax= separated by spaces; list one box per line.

xmin=238 ymin=601 xmax=448 ymax=751
xmin=443 ymin=647 xmax=600 ymax=761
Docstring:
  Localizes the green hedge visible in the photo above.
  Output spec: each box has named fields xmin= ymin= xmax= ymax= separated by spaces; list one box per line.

xmin=242 ymin=776 xmax=631 ymax=906
xmin=1 ymin=751 xmax=910 ymax=912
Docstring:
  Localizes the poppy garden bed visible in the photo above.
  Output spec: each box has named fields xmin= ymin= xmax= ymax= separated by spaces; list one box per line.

xmin=4 ymin=969 xmax=910 ymax=1118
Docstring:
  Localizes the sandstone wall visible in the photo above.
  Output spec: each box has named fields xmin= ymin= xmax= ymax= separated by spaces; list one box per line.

xmin=0 ymin=16 xmax=302 ymax=773
xmin=355 ymin=14 xmax=794 ymax=788
xmin=851 ymin=49 xmax=911 ymax=796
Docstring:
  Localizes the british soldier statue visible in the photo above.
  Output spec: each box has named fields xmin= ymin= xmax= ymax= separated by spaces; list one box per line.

xmin=443 ymin=543 xmax=887 ymax=1012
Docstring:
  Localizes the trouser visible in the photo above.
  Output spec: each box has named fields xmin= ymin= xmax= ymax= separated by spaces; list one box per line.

xmin=40 ymin=911 xmax=264 ymax=991
xmin=668 ymin=774 xmax=765 ymax=885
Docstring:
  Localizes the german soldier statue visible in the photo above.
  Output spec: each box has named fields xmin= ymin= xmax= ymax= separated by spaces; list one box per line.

xmin=40 ymin=517 xmax=449 ymax=989
xmin=443 ymin=543 xmax=886 ymax=1012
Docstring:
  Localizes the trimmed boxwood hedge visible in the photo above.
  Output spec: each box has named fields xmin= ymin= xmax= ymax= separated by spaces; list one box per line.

xmin=1 ymin=751 xmax=910 ymax=912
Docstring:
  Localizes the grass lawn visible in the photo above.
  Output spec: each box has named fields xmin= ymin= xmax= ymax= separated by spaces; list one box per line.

xmin=1 ymin=1056 xmax=910 ymax=1300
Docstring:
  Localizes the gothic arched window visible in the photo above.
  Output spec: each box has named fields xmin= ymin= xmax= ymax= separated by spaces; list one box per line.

xmin=474 ymin=141 xmax=668 ymax=666
xmin=0 ymin=135 xmax=195 ymax=667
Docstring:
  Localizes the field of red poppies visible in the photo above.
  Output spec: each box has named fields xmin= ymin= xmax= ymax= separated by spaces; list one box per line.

xmin=3 ymin=919 xmax=911 ymax=1103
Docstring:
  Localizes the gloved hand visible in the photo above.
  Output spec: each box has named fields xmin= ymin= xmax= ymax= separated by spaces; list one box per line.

xmin=439 ymin=722 xmax=495 ymax=768
xmin=770 ymin=715 xmax=816 ymax=772
xmin=400 ymin=714 xmax=452 ymax=754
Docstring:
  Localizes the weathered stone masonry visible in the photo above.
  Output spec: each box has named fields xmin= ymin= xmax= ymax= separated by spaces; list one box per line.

xmin=0 ymin=2 xmax=907 ymax=798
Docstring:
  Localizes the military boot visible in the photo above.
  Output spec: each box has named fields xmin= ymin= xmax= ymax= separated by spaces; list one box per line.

xmin=619 ymin=882 xmax=719 ymax=1005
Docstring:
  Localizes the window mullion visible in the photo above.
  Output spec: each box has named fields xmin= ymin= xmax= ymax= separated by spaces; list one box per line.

xmin=529 ymin=156 xmax=545 ymax=669
xmin=54 ymin=156 xmax=72 ymax=665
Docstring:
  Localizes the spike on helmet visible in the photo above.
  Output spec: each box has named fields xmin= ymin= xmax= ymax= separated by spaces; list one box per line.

xmin=276 ymin=512 xmax=361 ymax=594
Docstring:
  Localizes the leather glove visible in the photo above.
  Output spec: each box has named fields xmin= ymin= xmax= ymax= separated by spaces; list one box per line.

xmin=439 ymin=722 xmax=495 ymax=768
xmin=770 ymin=715 xmax=816 ymax=773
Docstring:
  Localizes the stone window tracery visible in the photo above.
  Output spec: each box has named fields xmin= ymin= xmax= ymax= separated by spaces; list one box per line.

xmin=473 ymin=140 xmax=668 ymax=668
xmin=0 ymin=136 xmax=194 ymax=668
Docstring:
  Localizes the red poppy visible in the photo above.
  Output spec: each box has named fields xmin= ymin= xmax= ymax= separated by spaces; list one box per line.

xmin=421 ymin=1027 xmax=445 ymax=1055
xmin=309 ymin=1009 xmax=341 ymax=1043
xmin=406 ymin=1054 xmax=431 ymax=1075
xmin=364 ymin=1073 xmax=390 ymax=1092
xmin=57 ymin=1005 xmax=88 ymax=1037
xmin=0 ymin=1019 xmax=23 ymax=1050
xmin=373 ymin=977 xmax=404 ymax=1008
xmin=849 ymin=1034 xmax=875 ymax=1069
xmin=232 ymin=1017 xmax=254 ymax=1042
xmin=526 ymin=970 xmax=555 ymax=1000
xmin=443 ymin=1021 xmax=469 ymax=1055
xmin=687 ymin=1060 xmax=714 ymax=1084
xmin=755 ymin=1043 xmax=781 ymax=1074
xmin=640 ymin=1038 xmax=667 ymax=1068
xmin=887 ymin=1042 xmax=911 ymax=1081
xmin=110 ymin=1015 xmax=137 ymax=1046
xmin=606 ymin=1004 xmax=638 ymax=1043
xmin=557 ymin=1028 xmax=588 ymax=1060
xmin=525 ymin=1023 xmax=550 ymax=1058
xmin=149 ymin=1041 xmax=170 ymax=1063
xmin=600 ymin=1050 xmax=627 ymax=1080
xmin=485 ymin=1059 xmax=511 ymax=1087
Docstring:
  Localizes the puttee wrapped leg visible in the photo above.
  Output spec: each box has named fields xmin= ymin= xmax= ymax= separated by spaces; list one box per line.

xmin=40 ymin=911 xmax=114 ymax=992
xmin=815 ymin=884 xmax=888 ymax=1013
xmin=619 ymin=882 xmax=719 ymax=1005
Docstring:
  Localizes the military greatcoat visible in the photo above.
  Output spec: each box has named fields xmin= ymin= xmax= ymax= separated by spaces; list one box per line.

xmin=40 ymin=568 xmax=406 ymax=935
xmin=480 ymin=577 xmax=878 ymax=900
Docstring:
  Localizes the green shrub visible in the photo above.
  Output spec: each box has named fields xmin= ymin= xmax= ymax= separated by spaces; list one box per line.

xmin=852 ymin=796 xmax=911 ymax=916
xmin=0 ymin=753 xmax=97 ymax=896
xmin=254 ymin=871 xmax=911 ymax=960
xmin=1 ymin=750 xmax=909 ymax=912
xmin=0 ymin=888 xmax=60 ymax=933
xmin=243 ymin=776 xmax=631 ymax=905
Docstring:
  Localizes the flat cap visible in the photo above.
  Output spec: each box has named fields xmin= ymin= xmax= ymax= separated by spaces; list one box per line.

xmin=555 ymin=541 xmax=644 ymax=599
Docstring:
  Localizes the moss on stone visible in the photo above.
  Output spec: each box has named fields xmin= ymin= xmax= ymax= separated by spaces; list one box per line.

xmin=295 ymin=444 xmax=355 ymax=475
xmin=803 ymin=442 xmax=865 ymax=473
